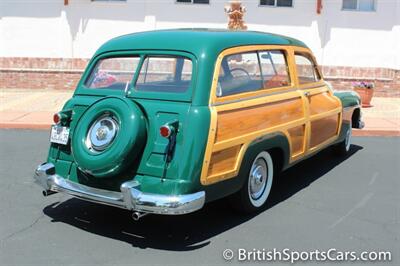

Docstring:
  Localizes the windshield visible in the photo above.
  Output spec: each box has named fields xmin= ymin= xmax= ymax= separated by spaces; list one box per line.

xmin=85 ymin=57 xmax=140 ymax=90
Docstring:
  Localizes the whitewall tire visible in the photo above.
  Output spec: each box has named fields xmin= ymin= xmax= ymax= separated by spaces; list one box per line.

xmin=231 ymin=150 xmax=274 ymax=213
xmin=334 ymin=125 xmax=352 ymax=155
xmin=247 ymin=151 xmax=274 ymax=208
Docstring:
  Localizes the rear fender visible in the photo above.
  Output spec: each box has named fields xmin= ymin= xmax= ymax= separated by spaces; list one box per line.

xmin=203 ymin=132 xmax=290 ymax=202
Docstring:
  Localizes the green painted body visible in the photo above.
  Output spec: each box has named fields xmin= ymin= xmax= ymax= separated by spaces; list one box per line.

xmin=334 ymin=91 xmax=361 ymax=108
xmin=71 ymin=97 xmax=146 ymax=177
xmin=45 ymin=29 xmax=360 ymax=203
xmin=48 ymin=94 xmax=210 ymax=195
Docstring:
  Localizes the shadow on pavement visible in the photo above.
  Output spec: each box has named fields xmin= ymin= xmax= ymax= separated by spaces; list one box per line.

xmin=43 ymin=145 xmax=363 ymax=251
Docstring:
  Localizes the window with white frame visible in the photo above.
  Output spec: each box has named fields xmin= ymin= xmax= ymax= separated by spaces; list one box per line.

xmin=260 ymin=0 xmax=293 ymax=7
xmin=342 ymin=0 xmax=376 ymax=11
xmin=176 ymin=0 xmax=209 ymax=4
xmin=91 ymin=0 xmax=126 ymax=2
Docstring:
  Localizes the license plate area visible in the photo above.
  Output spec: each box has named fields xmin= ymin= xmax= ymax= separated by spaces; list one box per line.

xmin=50 ymin=126 xmax=70 ymax=145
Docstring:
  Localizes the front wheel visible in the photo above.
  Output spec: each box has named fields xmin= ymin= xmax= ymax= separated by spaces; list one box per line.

xmin=334 ymin=125 xmax=352 ymax=156
xmin=231 ymin=151 xmax=274 ymax=213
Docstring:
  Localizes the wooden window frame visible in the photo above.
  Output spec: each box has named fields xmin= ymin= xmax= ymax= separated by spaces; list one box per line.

xmin=210 ymin=45 xmax=296 ymax=105
xmin=258 ymin=49 xmax=291 ymax=89
xmin=293 ymin=52 xmax=322 ymax=88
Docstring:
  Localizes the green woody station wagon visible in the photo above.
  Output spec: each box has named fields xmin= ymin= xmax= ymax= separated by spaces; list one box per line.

xmin=34 ymin=29 xmax=364 ymax=220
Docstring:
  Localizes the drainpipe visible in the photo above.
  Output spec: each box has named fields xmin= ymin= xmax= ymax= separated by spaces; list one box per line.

xmin=317 ymin=0 xmax=323 ymax=14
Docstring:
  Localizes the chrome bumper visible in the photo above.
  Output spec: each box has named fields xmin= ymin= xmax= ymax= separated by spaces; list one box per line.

xmin=356 ymin=120 xmax=365 ymax=129
xmin=34 ymin=163 xmax=205 ymax=215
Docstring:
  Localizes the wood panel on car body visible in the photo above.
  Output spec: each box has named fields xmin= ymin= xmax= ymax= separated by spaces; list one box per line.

xmin=201 ymin=45 xmax=342 ymax=185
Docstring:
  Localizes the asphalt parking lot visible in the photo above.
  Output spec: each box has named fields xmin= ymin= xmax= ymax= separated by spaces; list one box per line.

xmin=0 ymin=129 xmax=399 ymax=266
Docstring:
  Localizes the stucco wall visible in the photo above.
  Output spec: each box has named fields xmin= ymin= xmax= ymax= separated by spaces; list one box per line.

xmin=1 ymin=0 xmax=399 ymax=69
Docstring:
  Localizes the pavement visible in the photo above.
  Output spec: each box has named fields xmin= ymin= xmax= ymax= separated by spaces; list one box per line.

xmin=0 ymin=89 xmax=399 ymax=136
xmin=0 ymin=130 xmax=399 ymax=265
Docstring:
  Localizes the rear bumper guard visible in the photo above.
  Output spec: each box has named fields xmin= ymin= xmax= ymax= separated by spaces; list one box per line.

xmin=34 ymin=163 xmax=205 ymax=215
xmin=356 ymin=120 xmax=365 ymax=129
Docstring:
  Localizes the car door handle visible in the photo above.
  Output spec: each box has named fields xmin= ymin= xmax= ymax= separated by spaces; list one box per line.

xmin=304 ymin=91 xmax=311 ymax=97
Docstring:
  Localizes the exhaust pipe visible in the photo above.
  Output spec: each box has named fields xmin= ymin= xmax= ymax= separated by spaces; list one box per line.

xmin=42 ymin=190 xmax=57 ymax=197
xmin=132 ymin=211 xmax=148 ymax=221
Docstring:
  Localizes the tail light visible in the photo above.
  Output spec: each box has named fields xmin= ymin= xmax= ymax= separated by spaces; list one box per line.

xmin=53 ymin=113 xmax=61 ymax=125
xmin=53 ymin=110 xmax=72 ymax=125
xmin=160 ymin=125 xmax=172 ymax=138
xmin=159 ymin=121 xmax=179 ymax=162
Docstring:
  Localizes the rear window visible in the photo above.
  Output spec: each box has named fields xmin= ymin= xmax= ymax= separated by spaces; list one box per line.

xmin=85 ymin=57 xmax=140 ymax=90
xmin=135 ymin=56 xmax=192 ymax=93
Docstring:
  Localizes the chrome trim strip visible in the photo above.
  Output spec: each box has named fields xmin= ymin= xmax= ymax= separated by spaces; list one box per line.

xmin=298 ymin=84 xmax=325 ymax=90
xmin=34 ymin=163 xmax=205 ymax=215
xmin=213 ymin=87 xmax=299 ymax=106
xmin=342 ymin=105 xmax=361 ymax=111
xmin=213 ymin=83 xmax=327 ymax=107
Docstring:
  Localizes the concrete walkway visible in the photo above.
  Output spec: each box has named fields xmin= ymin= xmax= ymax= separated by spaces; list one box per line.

xmin=352 ymin=97 xmax=400 ymax=136
xmin=0 ymin=89 xmax=399 ymax=136
xmin=0 ymin=89 xmax=73 ymax=129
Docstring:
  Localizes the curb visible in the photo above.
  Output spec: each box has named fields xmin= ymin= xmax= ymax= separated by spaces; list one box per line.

xmin=352 ymin=129 xmax=400 ymax=137
xmin=0 ymin=123 xmax=52 ymax=130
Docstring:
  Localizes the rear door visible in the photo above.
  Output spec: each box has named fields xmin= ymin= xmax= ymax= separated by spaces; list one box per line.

xmin=293 ymin=50 xmax=342 ymax=153
xmin=201 ymin=46 xmax=308 ymax=185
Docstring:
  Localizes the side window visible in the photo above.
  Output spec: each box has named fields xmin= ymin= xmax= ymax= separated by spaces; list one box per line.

xmin=259 ymin=50 xmax=290 ymax=89
xmin=294 ymin=53 xmax=321 ymax=84
xmin=135 ymin=56 xmax=192 ymax=93
xmin=217 ymin=52 xmax=262 ymax=97
xmin=176 ymin=0 xmax=209 ymax=3
xmin=342 ymin=0 xmax=375 ymax=11
xmin=260 ymin=0 xmax=293 ymax=7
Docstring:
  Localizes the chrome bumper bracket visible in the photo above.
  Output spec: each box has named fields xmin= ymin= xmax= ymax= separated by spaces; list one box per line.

xmin=34 ymin=163 xmax=205 ymax=215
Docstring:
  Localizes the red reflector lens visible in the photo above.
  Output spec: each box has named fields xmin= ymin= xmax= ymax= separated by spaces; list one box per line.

xmin=160 ymin=126 xmax=171 ymax=138
xmin=53 ymin=113 xmax=61 ymax=124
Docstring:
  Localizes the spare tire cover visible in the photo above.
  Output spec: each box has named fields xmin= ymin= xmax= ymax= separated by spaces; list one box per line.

xmin=72 ymin=96 xmax=146 ymax=178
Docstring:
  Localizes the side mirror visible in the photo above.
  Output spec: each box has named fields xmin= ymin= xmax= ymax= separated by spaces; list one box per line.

xmin=261 ymin=54 xmax=271 ymax=60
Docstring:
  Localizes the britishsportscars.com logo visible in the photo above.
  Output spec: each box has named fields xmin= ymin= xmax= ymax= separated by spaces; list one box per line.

xmin=222 ymin=248 xmax=392 ymax=263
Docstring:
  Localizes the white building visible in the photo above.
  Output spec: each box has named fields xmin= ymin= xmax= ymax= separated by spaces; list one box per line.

xmin=1 ymin=0 xmax=399 ymax=94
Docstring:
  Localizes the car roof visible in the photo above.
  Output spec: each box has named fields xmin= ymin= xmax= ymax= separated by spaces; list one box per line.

xmin=95 ymin=28 xmax=308 ymax=58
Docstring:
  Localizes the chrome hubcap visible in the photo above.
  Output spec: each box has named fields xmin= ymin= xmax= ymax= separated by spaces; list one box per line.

xmin=86 ymin=115 xmax=119 ymax=152
xmin=249 ymin=158 xmax=267 ymax=200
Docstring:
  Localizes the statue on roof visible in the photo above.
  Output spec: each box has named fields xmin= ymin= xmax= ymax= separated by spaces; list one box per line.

xmin=225 ymin=1 xmax=247 ymax=30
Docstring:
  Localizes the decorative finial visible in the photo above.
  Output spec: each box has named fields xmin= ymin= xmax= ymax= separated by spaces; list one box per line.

xmin=224 ymin=1 xmax=247 ymax=30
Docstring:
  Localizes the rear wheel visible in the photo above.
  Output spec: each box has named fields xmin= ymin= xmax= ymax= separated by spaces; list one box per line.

xmin=232 ymin=151 xmax=274 ymax=213
xmin=334 ymin=125 xmax=352 ymax=156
